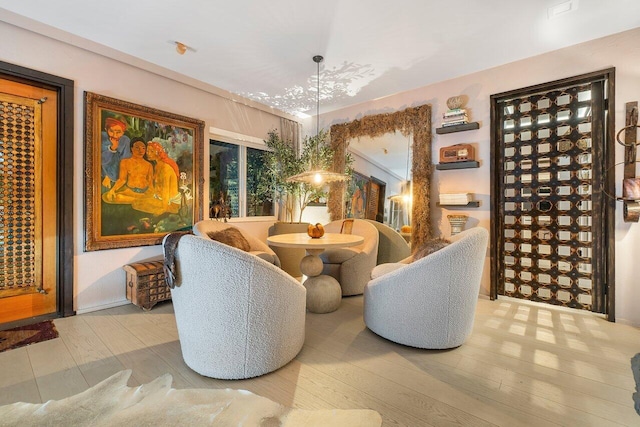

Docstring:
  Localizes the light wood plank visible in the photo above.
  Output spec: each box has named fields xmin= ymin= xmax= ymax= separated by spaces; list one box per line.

xmin=80 ymin=310 xmax=192 ymax=390
xmin=26 ymin=337 xmax=89 ymax=401
xmin=0 ymin=347 xmax=40 ymax=404
xmin=53 ymin=316 xmax=131 ymax=387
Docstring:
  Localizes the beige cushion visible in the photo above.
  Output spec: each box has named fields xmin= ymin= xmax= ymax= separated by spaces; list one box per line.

xmin=319 ymin=248 xmax=359 ymax=264
xmin=206 ymin=228 xmax=251 ymax=252
xmin=194 ymin=220 xmax=281 ymax=268
xmin=413 ymin=238 xmax=450 ymax=261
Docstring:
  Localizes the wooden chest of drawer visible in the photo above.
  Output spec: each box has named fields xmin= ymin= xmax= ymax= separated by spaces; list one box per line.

xmin=123 ymin=259 xmax=171 ymax=310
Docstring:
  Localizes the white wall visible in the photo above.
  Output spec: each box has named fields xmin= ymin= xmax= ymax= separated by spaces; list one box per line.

xmin=320 ymin=27 xmax=640 ymax=326
xmin=1 ymin=20 xmax=287 ymax=313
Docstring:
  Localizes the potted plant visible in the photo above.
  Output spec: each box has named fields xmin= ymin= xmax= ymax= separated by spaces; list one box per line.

xmin=264 ymin=128 xmax=353 ymax=223
xmin=264 ymin=129 xmax=352 ymax=277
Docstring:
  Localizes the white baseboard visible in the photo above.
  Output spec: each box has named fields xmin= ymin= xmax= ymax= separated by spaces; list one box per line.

xmin=76 ymin=300 xmax=130 ymax=315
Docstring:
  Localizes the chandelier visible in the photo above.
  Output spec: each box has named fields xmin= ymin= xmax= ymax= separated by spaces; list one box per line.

xmin=286 ymin=55 xmax=348 ymax=185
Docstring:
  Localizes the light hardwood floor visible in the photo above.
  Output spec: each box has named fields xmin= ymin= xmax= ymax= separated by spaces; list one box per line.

xmin=1 ymin=296 xmax=638 ymax=426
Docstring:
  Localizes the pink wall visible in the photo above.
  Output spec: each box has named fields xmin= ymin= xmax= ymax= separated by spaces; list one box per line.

xmin=1 ymin=20 xmax=286 ymax=313
xmin=320 ymin=27 xmax=640 ymax=326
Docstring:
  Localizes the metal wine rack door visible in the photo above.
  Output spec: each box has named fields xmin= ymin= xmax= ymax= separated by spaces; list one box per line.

xmin=495 ymin=81 xmax=607 ymax=311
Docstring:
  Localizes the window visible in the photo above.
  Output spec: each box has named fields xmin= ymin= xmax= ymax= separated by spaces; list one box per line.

xmin=210 ymin=139 xmax=274 ymax=218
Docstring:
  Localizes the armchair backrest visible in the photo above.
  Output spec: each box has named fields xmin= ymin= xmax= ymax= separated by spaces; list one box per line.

xmin=170 ymin=235 xmax=306 ymax=379
xmin=364 ymin=219 xmax=411 ymax=264
xmin=324 ymin=219 xmax=379 ymax=255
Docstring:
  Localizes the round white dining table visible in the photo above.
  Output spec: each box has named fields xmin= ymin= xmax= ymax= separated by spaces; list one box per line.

xmin=267 ymin=232 xmax=364 ymax=313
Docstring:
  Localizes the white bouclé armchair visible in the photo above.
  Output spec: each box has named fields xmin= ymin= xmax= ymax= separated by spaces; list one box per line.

xmin=168 ymin=234 xmax=306 ymax=379
xmin=363 ymin=227 xmax=489 ymax=349
xmin=320 ymin=219 xmax=379 ymax=296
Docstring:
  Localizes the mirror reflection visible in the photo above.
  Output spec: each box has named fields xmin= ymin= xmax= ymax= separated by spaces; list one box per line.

xmin=345 ymin=131 xmax=412 ymax=234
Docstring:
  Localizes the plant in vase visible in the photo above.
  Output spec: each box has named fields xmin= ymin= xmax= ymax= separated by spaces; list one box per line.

xmin=264 ymin=129 xmax=353 ymax=223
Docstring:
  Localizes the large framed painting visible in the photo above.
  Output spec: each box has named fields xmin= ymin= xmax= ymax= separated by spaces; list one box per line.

xmin=84 ymin=92 xmax=205 ymax=251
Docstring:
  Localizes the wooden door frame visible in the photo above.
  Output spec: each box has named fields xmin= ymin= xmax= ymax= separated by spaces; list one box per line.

xmin=489 ymin=68 xmax=616 ymax=321
xmin=0 ymin=61 xmax=75 ymax=324
xmin=370 ymin=176 xmax=386 ymax=222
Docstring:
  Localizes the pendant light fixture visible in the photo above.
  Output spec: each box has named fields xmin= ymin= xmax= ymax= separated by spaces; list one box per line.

xmin=286 ymin=55 xmax=348 ymax=185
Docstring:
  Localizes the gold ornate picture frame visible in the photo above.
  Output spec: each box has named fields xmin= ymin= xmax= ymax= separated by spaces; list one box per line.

xmin=84 ymin=92 xmax=204 ymax=251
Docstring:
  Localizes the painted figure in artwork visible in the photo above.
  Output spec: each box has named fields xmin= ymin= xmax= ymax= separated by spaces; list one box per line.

xmin=101 ymin=115 xmax=131 ymax=190
xmin=132 ymin=141 xmax=181 ymax=216
xmin=102 ymin=138 xmax=153 ymax=205
xmin=350 ymin=185 xmax=365 ymax=219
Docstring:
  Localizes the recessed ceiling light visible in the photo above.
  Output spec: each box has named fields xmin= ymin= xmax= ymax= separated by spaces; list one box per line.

xmin=548 ymin=0 xmax=579 ymax=19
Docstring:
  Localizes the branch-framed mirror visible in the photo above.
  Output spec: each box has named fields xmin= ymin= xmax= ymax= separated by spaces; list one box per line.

xmin=328 ymin=104 xmax=432 ymax=249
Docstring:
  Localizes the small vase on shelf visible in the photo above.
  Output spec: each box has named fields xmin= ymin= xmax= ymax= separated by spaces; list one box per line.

xmin=447 ymin=214 xmax=468 ymax=236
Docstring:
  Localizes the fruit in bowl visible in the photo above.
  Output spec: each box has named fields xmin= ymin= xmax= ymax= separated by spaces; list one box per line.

xmin=307 ymin=223 xmax=325 ymax=238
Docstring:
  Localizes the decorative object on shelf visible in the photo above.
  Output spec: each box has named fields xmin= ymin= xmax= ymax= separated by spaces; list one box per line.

xmin=446 ymin=96 xmax=463 ymax=110
xmin=287 ymin=55 xmax=348 ymax=186
xmin=439 ymin=193 xmax=472 ymax=205
xmin=439 ymin=143 xmax=475 ymax=163
xmin=307 ymin=223 xmax=325 ymax=238
xmin=447 ymin=214 xmax=469 ymax=236
xmin=442 ymin=96 xmax=469 ymax=128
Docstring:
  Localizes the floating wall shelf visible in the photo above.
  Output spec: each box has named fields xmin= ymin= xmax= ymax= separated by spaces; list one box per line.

xmin=436 ymin=161 xmax=480 ymax=170
xmin=436 ymin=201 xmax=481 ymax=208
xmin=436 ymin=122 xmax=480 ymax=134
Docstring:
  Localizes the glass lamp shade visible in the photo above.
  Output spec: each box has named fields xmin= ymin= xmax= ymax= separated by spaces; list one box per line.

xmin=286 ymin=169 xmax=349 ymax=185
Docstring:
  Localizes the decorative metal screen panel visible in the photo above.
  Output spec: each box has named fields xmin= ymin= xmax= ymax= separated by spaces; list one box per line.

xmin=0 ymin=97 xmax=40 ymax=297
xmin=497 ymin=83 xmax=598 ymax=310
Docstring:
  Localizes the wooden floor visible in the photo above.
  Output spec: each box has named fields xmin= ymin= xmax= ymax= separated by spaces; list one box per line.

xmin=1 ymin=296 xmax=638 ymax=426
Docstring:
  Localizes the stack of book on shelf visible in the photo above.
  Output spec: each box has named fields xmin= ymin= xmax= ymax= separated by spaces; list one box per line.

xmin=442 ymin=108 xmax=469 ymax=127
xmin=439 ymin=193 xmax=472 ymax=205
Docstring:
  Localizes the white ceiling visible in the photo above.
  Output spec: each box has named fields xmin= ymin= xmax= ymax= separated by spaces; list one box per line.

xmin=2 ymin=0 xmax=640 ymax=118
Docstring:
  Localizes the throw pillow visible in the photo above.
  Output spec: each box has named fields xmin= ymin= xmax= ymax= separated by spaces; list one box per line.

xmin=206 ymin=228 xmax=251 ymax=252
xmin=413 ymin=237 xmax=451 ymax=261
